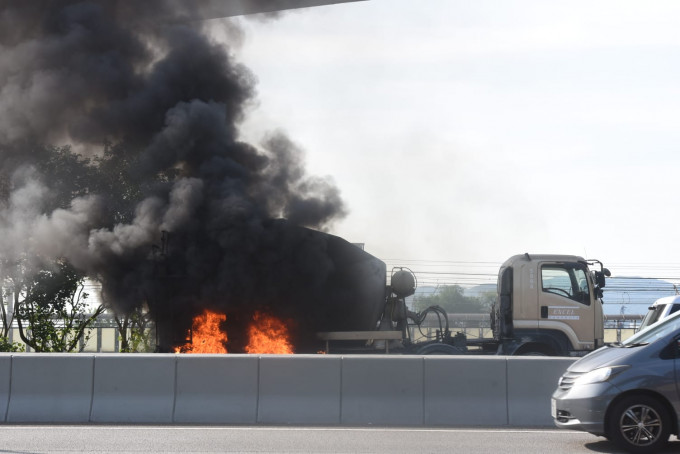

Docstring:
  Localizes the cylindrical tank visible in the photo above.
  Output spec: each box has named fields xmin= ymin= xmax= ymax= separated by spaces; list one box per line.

xmin=391 ymin=268 xmax=416 ymax=298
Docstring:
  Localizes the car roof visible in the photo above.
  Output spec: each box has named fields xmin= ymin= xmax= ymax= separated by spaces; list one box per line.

xmin=650 ymin=295 xmax=680 ymax=306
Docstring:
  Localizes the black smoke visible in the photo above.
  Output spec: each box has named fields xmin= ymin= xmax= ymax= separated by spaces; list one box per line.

xmin=0 ymin=1 xmax=380 ymax=352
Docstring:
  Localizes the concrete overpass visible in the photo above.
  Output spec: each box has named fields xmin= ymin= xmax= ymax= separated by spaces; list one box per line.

xmin=114 ymin=0 xmax=368 ymax=22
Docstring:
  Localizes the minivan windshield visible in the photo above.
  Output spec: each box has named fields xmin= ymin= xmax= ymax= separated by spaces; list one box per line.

xmin=638 ymin=304 xmax=667 ymax=332
xmin=623 ymin=309 xmax=680 ymax=346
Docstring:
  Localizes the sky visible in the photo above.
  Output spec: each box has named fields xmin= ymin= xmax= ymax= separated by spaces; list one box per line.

xmin=211 ymin=0 xmax=680 ymax=283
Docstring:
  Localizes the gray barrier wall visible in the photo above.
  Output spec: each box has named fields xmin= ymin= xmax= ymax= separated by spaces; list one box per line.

xmin=0 ymin=353 xmax=576 ymax=426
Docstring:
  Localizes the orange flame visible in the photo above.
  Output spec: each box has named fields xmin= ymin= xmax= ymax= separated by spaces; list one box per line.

xmin=176 ymin=309 xmax=228 ymax=354
xmin=244 ymin=310 xmax=294 ymax=354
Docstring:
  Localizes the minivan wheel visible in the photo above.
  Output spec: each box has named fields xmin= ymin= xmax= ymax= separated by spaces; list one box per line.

xmin=607 ymin=395 xmax=671 ymax=454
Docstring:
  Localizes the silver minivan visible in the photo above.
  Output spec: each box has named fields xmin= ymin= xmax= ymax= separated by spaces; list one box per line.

xmin=638 ymin=295 xmax=680 ymax=332
xmin=552 ymin=309 xmax=680 ymax=453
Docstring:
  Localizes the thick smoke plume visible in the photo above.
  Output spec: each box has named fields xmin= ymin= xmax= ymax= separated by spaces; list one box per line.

xmin=0 ymin=1 xmax=353 ymax=351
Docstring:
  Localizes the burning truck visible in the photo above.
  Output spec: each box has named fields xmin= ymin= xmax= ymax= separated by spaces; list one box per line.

xmin=152 ymin=220 xmax=610 ymax=357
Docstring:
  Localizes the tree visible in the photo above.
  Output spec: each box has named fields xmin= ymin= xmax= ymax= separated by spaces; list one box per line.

xmin=115 ymin=305 xmax=155 ymax=353
xmin=37 ymin=145 xmax=96 ymax=210
xmin=0 ymin=144 xmax=155 ymax=352
xmin=0 ymin=287 xmax=24 ymax=352
xmin=1 ymin=255 xmax=36 ymax=352
xmin=0 ymin=144 xmax=102 ymax=352
xmin=0 ymin=336 xmax=24 ymax=352
xmin=413 ymin=285 xmax=492 ymax=314
xmin=15 ymin=259 xmax=104 ymax=352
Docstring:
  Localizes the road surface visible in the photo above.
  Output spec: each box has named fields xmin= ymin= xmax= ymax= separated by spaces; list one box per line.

xmin=1 ymin=426 xmax=679 ymax=453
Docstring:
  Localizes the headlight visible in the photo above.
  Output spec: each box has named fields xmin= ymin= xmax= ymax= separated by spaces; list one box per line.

xmin=574 ymin=366 xmax=629 ymax=385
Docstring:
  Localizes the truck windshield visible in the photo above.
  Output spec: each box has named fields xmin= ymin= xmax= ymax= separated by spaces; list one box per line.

xmin=623 ymin=309 xmax=680 ymax=346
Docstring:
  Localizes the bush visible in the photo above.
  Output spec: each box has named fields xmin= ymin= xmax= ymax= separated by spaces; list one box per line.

xmin=0 ymin=337 xmax=25 ymax=352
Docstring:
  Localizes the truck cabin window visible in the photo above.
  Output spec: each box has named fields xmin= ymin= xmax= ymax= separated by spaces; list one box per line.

xmin=541 ymin=265 xmax=590 ymax=305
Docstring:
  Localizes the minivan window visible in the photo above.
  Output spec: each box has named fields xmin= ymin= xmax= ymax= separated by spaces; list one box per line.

xmin=638 ymin=303 xmax=680 ymax=332
xmin=624 ymin=310 xmax=680 ymax=346
xmin=639 ymin=304 xmax=667 ymax=331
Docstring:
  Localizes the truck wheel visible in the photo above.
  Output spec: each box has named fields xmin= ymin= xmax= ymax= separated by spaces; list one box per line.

xmin=514 ymin=344 xmax=553 ymax=356
xmin=517 ymin=351 xmax=548 ymax=356
xmin=416 ymin=344 xmax=466 ymax=355
xmin=607 ymin=395 xmax=671 ymax=454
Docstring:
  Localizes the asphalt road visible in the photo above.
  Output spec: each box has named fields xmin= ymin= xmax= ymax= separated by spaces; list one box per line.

xmin=1 ymin=426 xmax=680 ymax=454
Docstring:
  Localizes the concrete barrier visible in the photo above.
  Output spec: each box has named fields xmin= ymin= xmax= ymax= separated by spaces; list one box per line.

xmin=90 ymin=354 xmax=175 ymax=423
xmin=0 ymin=353 xmax=576 ymax=426
xmin=7 ymin=354 xmax=93 ymax=423
xmin=174 ymin=354 xmax=258 ymax=424
xmin=0 ymin=355 xmax=11 ymax=423
xmin=424 ymin=356 xmax=507 ymax=426
xmin=258 ymin=355 xmax=341 ymax=424
xmin=507 ymin=357 xmax=576 ymax=426
xmin=341 ymin=355 xmax=423 ymax=425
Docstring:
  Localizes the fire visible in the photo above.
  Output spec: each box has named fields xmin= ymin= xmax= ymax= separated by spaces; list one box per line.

xmin=176 ymin=309 xmax=228 ymax=354
xmin=244 ymin=311 xmax=294 ymax=354
xmin=174 ymin=309 xmax=293 ymax=354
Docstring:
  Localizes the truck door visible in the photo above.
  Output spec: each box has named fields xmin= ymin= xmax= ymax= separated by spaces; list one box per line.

xmin=538 ymin=263 xmax=596 ymax=352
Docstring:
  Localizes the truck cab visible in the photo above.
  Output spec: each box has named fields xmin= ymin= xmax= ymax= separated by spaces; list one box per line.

xmin=493 ymin=253 xmax=608 ymax=356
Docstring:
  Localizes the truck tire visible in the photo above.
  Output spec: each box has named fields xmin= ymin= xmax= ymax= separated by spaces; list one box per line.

xmin=416 ymin=343 xmax=466 ymax=355
xmin=517 ymin=350 xmax=548 ymax=356
xmin=607 ymin=394 xmax=671 ymax=454
xmin=513 ymin=343 xmax=555 ymax=356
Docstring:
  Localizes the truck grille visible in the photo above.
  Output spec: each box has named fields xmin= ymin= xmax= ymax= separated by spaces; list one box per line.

xmin=558 ymin=371 xmax=585 ymax=390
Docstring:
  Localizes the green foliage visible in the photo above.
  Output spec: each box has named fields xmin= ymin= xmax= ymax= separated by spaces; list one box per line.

xmin=91 ymin=141 xmax=145 ymax=224
xmin=413 ymin=285 xmax=493 ymax=314
xmin=117 ymin=307 xmax=155 ymax=353
xmin=36 ymin=145 xmax=96 ymax=211
xmin=0 ymin=143 xmax=177 ymax=351
xmin=1 ymin=144 xmax=162 ymax=351
xmin=0 ymin=337 xmax=24 ymax=352
xmin=31 ymin=142 xmax=165 ymax=223
xmin=0 ymin=288 xmax=13 ymax=338
xmin=122 ymin=328 xmax=154 ymax=353
xmin=16 ymin=259 xmax=104 ymax=352
xmin=92 ymin=141 xmax=178 ymax=224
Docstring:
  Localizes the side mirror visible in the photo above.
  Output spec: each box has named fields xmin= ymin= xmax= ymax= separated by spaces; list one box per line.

xmin=594 ymin=271 xmax=606 ymax=288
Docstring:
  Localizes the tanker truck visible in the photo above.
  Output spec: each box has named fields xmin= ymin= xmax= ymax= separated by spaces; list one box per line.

xmin=150 ymin=222 xmax=610 ymax=356
xmin=319 ymin=252 xmax=611 ymax=356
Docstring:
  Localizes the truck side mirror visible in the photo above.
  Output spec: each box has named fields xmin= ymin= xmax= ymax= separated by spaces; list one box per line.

xmin=594 ymin=271 xmax=606 ymax=288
